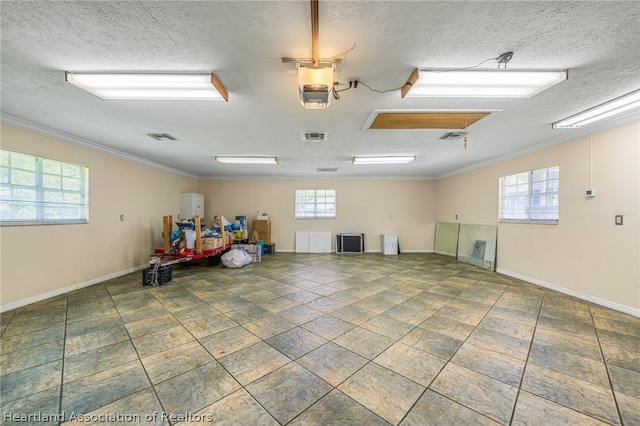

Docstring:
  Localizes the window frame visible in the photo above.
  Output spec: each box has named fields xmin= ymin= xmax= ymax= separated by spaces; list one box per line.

xmin=498 ymin=165 xmax=559 ymax=224
xmin=294 ymin=189 xmax=336 ymax=220
xmin=0 ymin=149 xmax=89 ymax=226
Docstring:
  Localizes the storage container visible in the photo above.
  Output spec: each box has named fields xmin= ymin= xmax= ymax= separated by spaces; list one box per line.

xmin=263 ymin=243 xmax=276 ymax=254
xmin=231 ymin=243 xmax=263 ymax=261
xmin=142 ymin=265 xmax=172 ymax=286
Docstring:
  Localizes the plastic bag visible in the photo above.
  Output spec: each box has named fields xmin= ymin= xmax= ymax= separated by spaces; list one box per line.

xmin=221 ymin=249 xmax=252 ymax=268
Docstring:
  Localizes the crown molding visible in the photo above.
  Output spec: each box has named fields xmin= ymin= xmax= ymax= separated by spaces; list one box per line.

xmin=436 ymin=112 xmax=640 ymax=180
xmin=0 ymin=113 xmax=198 ymax=179
xmin=198 ymin=174 xmax=435 ymax=181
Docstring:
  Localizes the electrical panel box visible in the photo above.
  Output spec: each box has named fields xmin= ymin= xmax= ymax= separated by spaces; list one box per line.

xmin=180 ymin=193 xmax=204 ymax=220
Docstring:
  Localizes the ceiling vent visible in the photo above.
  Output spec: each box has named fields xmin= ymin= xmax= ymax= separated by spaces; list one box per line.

xmin=302 ymin=131 xmax=329 ymax=142
xmin=147 ymin=133 xmax=177 ymax=141
xmin=316 ymin=167 xmax=338 ymax=172
xmin=439 ymin=132 xmax=467 ymax=140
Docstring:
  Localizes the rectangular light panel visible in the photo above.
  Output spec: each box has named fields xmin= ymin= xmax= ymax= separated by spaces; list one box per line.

xmin=552 ymin=89 xmax=640 ymax=128
xmin=65 ymin=72 xmax=228 ymax=101
xmin=406 ymin=69 xmax=568 ymax=98
xmin=215 ymin=156 xmax=279 ymax=165
xmin=352 ymin=156 xmax=416 ymax=165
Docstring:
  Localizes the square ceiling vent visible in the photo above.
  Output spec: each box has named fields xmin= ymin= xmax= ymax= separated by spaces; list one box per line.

xmin=147 ymin=133 xmax=178 ymax=141
xmin=301 ymin=131 xmax=329 ymax=142
xmin=362 ymin=110 xmax=500 ymax=130
xmin=439 ymin=132 xmax=467 ymax=140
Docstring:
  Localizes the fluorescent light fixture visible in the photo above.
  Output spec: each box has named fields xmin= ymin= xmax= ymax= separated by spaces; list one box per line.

xmin=215 ymin=156 xmax=279 ymax=165
xmin=404 ymin=69 xmax=568 ymax=98
xmin=552 ymin=89 xmax=640 ymax=129
xmin=65 ymin=72 xmax=229 ymax=101
xmin=298 ymin=66 xmax=334 ymax=109
xmin=352 ymin=156 xmax=416 ymax=165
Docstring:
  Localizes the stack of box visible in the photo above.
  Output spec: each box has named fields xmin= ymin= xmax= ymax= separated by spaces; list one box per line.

xmin=252 ymin=219 xmax=271 ymax=244
xmin=235 ymin=215 xmax=248 ymax=240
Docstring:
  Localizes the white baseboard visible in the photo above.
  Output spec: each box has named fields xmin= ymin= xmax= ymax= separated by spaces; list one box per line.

xmin=1 ymin=264 xmax=148 ymax=313
xmin=496 ymin=268 xmax=640 ymax=318
xmin=365 ymin=249 xmax=434 ymax=253
xmin=276 ymin=249 xmax=434 ymax=254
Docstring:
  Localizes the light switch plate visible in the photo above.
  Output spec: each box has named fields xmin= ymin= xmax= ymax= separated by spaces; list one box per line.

xmin=615 ymin=215 xmax=623 ymax=225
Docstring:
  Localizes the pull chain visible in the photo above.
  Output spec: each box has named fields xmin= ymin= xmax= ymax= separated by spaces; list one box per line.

xmin=463 ymin=121 xmax=468 ymax=149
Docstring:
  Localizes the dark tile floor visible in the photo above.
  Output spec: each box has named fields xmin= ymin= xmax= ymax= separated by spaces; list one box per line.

xmin=1 ymin=253 xmax=639 ymax=425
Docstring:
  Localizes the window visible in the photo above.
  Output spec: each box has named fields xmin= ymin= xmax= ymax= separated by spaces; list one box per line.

xmin=295 ymin=189 xmax=336 ymax=219
xmin=0 ymin=149 xmax=89 ymax=225
xmin=499 ymin=166 xmax=559 ymax=223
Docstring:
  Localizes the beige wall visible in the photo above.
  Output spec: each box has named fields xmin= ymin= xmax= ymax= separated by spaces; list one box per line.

xmin=0 ymin=125 xmax=198 ymax=308
xmin=435 ymin=121 xmax=640 ymax=311
xmin=3 ymin=121 xmax=638 ymax=314
xmin=198 ymin=179 xmax=436 ymax=253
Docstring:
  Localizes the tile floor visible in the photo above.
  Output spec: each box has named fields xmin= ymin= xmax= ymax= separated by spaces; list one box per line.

xmin=1 ymin=253 xmax=639 ymax=425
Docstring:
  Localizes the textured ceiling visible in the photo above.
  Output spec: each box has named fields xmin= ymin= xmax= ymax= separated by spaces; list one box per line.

xmin=1 ymin=1 xmax=639 ymax=179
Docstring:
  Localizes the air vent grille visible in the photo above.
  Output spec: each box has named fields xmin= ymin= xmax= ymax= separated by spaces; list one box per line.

xmin=302 ymin=131 xmax=329 ymax=142
xmin=317 ymin=167 xmax=338 ymax=172
xmin=147 ymin=133 xmax=177 ymax=141
xmin=439 ymin=132 xmax=467 ymax=140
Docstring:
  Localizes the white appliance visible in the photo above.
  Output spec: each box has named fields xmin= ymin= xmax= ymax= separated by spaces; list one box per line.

xmin=381 ymin=234 xmax=398 ymax=255
xmin=180 ymin=193 xmax=204 ymax=220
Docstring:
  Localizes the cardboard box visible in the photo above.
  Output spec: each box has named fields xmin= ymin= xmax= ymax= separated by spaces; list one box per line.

xmin=225 ymin=231 xmax=234 ymax=243
xmin=202 ymin=237 xmax=222 ymax=250
xmin=252 ymin=220 xmax=271 ymax=244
